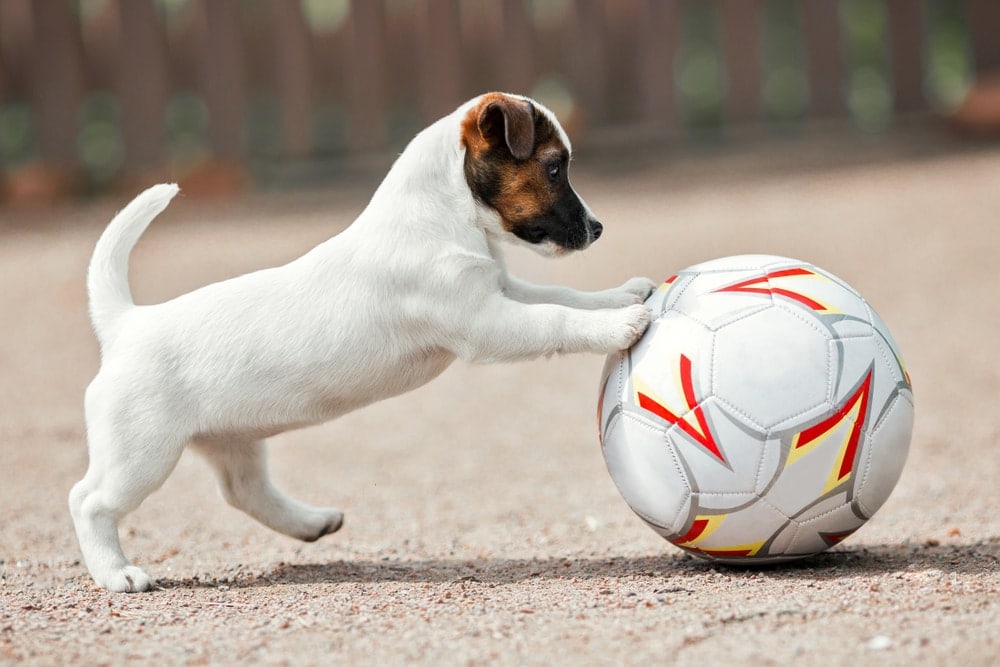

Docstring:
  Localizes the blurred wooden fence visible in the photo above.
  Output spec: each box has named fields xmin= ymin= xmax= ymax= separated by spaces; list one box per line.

xmin=0 ymin=0 xmax=997 ymax=195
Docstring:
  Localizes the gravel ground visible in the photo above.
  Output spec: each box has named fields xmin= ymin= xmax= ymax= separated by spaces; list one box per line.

xmin=1 ymin=136 xmax=998 ymax=665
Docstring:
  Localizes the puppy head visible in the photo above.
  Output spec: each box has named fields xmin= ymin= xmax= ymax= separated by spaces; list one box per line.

xmin=461 ymin=93 xmax=602 ymax=256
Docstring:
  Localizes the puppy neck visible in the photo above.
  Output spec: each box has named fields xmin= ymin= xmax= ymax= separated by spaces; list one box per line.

xmin=358 ymin=107 xmax=506 ymax=254
xmin=370 ymin=114 xmax=468 ymax=207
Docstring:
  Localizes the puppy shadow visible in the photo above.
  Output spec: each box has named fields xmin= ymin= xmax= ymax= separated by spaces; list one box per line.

xmin=157 ymin=537 xmax=998 ymax=590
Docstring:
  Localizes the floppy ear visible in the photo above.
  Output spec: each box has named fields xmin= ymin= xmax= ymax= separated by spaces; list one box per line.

xmin=477 ymin=96 xmax=535 ymax=161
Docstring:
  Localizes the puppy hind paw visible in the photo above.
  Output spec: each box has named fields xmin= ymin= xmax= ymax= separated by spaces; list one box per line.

xmin=99 ymin=565 xmax=157 ymax=593
xmin=301 ymin=509 xmax=344 ymax=543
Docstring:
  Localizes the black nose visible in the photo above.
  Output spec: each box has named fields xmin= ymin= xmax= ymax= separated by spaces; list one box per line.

xmin=592 ymin=221 xmax=603 ymax=240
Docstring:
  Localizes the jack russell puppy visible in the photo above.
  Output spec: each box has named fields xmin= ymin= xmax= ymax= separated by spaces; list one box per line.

xmin=70 ymin=92 xmax=655 ymax=592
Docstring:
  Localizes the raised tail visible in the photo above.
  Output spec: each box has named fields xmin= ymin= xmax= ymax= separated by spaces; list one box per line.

xmin=88 ymin=183 xmax=180 ymax=345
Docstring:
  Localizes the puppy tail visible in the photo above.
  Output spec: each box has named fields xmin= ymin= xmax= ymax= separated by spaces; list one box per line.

xmin=88 ymin=183 xmax=180 ymax=344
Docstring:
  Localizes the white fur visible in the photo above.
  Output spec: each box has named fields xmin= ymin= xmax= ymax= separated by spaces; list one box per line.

xmin=69 ymin=94 xmax=655 ymax=592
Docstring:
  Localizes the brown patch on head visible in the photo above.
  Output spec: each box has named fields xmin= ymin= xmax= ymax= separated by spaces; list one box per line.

xmin=462 ymin=93 xmax=599 ymax=251
xmin=463 ymin=92 xmax=535 ymax=160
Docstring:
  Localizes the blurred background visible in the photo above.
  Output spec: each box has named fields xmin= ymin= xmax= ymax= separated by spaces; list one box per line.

xmin=0 ymin=0 xmax=997 ymax=203
xmin=4 ymin=5 xmax=1000 ymax=661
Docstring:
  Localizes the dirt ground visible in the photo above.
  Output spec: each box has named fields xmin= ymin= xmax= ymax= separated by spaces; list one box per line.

xmin=1 ymin=134 xmax=998 ymax=666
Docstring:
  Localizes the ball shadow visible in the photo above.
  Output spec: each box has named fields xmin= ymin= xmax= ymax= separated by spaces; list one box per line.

xmin=156 ymin=536 xmax=998 ymax=590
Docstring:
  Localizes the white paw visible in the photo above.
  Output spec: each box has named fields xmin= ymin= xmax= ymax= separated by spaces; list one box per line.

xmin=99 ymin=565 xmax=156 ymax=593
xmin=299 ymin=508 xmax=345 ymax=543
xmin=606 ymin=304 xmax=651 ymax=351
xmin=598 ymin=277 xmax=658 ymax=308
xmin=620 ymin=276 xmax=658 ymax=302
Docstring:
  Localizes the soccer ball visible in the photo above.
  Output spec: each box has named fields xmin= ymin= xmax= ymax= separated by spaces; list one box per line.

xmin=597 ymin=255 xmax=913 ymax=563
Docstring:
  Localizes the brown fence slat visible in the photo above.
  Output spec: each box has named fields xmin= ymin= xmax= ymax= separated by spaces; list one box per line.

xmin=603 ymin=0 xmax=641 ymax=124
xmin=199 ymin=0 xmax=246 ymax=159
xmin=345 ymin=1 xmax=388 ymax=151
xmin=718 ymin=0 xmax=764 ymax=123
xmin=0 ymin=0 xmax=32 ymax=99
xmin=801 ymin=0 xmax=846 ymax=118
xmin=272 ymin=0 xmax=313 ymax=158
xmin=30 ymin=1 xmax=83 ymax=165
xmin=415 ymin=0 xmax=464 ymax=123
xmin=498 ymin=0 xmax=536 ymax=96
xmin=164 ymin=3 xmax=200 ymax=93
xmin=962 ymin=0 xmax=1000 ymax=73
xmin=886 ymin=0 xmax=925 ymax=113
xmin=0 ymin=24 xmax=6 ymax=106
xmin=116 ymin=0 xmax=169 ymax=170
xmin=79 ymin=2 xmax=118 ymax=93
xmin=637 ymin=0 xmax=680 ymax=130
xmin=564 ymin=0 xmax=610 ymax=128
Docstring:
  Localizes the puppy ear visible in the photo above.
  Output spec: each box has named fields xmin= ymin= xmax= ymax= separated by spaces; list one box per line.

xmin=477 ymin=97 xmax=535 ymax=161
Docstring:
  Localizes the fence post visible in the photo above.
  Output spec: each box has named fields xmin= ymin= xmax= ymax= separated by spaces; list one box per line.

xmin=415 ymin=0 xmax=464 ymax=123
xmin=637 ymin=0 xmax=680 ymax=133
xmin=116 ymin=0 xmax=169 ymax=173
xmin=962 ymin=0 xmax=1000 ymax=73
xmin=498 ymin=0 xmax=536 ymax=96
xmin=718 ymin=0 xmax=764 ymax=124
xmin=0 ymin=21 xmax=6 ymax=108
xmin=199 ymin=0 xmax=246 ymax=161
xmin=801 ymin=0 xmax=846 ymax=119
xmin=885 ymin=0 xmax=925 ymax=113
xmin=345 ymin=0 xmax=387 ymax=151
xmin=273 ymin=0 xmax=314 ymax=159
xmin=30 ymin=1 xmax=84 ymax=169
xmin=564 ymin=0 xmax=610 ymax=129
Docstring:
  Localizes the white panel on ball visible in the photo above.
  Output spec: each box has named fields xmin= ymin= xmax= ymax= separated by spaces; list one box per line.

xmin=712 ymin=305 xmax=833 ymax=430
xmin=601 ymin=412 xmax=690 ymax=534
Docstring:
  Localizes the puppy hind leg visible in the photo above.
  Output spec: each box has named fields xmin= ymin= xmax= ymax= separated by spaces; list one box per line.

xmin=69 ymin=428 xmax=186 ymax=593
xmin=192 ymin=439 xmax=344 ymax=542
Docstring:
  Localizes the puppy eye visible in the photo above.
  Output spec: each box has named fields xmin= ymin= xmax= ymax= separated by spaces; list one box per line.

xmin=548 ymin=164 xmax=560 ymax=179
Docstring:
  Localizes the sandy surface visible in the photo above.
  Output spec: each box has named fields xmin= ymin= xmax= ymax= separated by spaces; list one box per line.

xmin=1 ymin=137 xmax=998 ymax=665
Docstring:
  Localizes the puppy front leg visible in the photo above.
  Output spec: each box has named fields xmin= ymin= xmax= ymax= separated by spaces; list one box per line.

xmin=192 ymin=439 xmax=343 ymax=542
xmin=454 ymin=295 xmax=650 ymax=363
xmin=503 ymin=274 xmax=657 ymax=310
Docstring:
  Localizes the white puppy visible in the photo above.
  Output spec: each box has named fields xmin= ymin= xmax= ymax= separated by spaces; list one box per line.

xmin=70 ymin=92 xmax=655 ymax=592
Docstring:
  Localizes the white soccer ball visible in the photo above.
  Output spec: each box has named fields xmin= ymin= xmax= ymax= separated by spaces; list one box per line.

xmin=598 ymin=255 xmax=913 ymax=563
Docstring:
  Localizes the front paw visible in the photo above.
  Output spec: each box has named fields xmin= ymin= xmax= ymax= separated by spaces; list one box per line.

xmin=98 ymin=565 xmax=156 ymax=593
xmin=618 ymin=277 xmax=658 ymax=304
xmin=606 ymin=304 xmax=652 ymax=351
